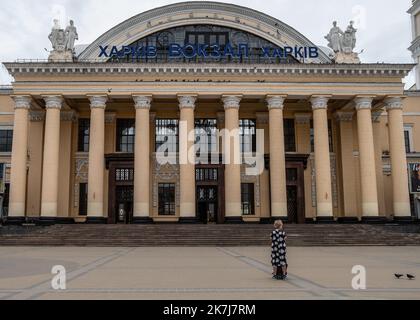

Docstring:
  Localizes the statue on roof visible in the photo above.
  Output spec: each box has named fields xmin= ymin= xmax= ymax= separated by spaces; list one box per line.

xmin=325 ymin=21 xmax=360 ymax=64
xmin=48 ymin=19 xmax=78 ymax=62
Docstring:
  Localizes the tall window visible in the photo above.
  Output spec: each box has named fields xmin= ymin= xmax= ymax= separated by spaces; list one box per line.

xmin=404 ymin=125 xmax=414 ymax=154
xmin=117 ymin=119 xmax=135 ymax=153
xmin=195 ymin=119 xmax=218 ymax=159
xmin=158 ymin=183 xmax=176 ymax=216
xmin=284 ymin=119 xmax=296 ymax=152
xmin=0 ymin=129 xmax=13 ymax=153
xmin=310 ymin=120 xmax=334 ymax=153
xmin=155 ymin=119 xmax=179 ymax=153
xmin=240 ymin=119 xmax=256 ymax=154
xmin=241 ymin=183 xmax=255 ymax=215
xmin=78 ymin=183 xmax=88 ymax=216
xmin=78 ymin=119 xmax=90 ymax=152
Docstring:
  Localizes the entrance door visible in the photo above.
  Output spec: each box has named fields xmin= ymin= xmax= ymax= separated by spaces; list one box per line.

xmin=197 ymin=186 xmax=218 ymax=224
xmin=115 ymin=186 xmax=134 ymax=224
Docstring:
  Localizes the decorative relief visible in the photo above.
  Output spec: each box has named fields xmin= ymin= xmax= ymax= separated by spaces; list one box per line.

xmin=354 ymin=97 xmax=373 ymax=110
xmin=266 ymin=95 xmax=286 ymax=110
xmin=384 ymin=97 xmax=404 ymax=110
xmin=152 ymin=158 xmax=180 ymax=208
xmin=222 ymin=95 xmax=242 ymax=110
xmin=75 ymin=157 xmax=89 ymax=182
xmin=13 ymin=96 xmax=31 ymax=110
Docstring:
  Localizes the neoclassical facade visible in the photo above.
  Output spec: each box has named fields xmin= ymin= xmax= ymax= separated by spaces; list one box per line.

xmin=0 ymin=1 xmax=420 ymax=224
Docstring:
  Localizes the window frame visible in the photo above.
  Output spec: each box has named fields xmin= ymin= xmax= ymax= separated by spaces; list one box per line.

xmin=77 ymin=119 xmax=90 ymax=153
xmin=116 ymin=119 xmax=136 ymax=153
xmin=0 ymin=126 xmax=13 ymax=153
xmin=239 ymin=119 xmax=257 ymax=155
xmin=155 ymin=119 xmax=179 ymax=154
xmin=404 ymin=125 xmax=414 ymax=154
xmin=284 ymin=119 xmax=297 ymax=152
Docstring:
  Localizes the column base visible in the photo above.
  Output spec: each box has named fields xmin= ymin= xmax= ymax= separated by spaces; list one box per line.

xmin=224 ymin=216 xmax=244 ymax=224
xmin=361 ymin=216 xmax=389 ymax=224
xmin=393 ymin=216 xmax=416 ymax=224
xmin=86 ymin=217 xmax=108 ymax=224
xmin=315 ymin=216 xmax=337 ymax=224
xmin=132 ymin=217 xmax=154 ymax=224
xmin=31 ymin=217 xmax=76 ymax=226
xmin=3 ymin=216 xmax=26 ymax=226
xmin=337 ymin=217 xmax=361 ymax=224
xmin=259 ymin=218 xmax=272 ymax=224
xmin=178 ymin=217 xmax=201 ymax=224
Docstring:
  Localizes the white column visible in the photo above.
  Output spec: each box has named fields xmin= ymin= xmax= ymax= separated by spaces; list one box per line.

xmin=267 ymin=95 xmax=288 ymax=218
xmin=223 ymin=95 xmax=242 ymax=221
xmin=87 ymin=95 xmax=107 ymax=220
xmin=133 ymin=95 xmax=152 ymax=221
xmin=8 ymin=96 xmax=31 ymax=219
xmin=311 ymin=96 xmax=334 ymax=218
xmin=178 ymin=95 xmax=197 ymax=220
xmin=354 ymin=97 xmax=379 ymax=217
xmin=385 ymin=97 xmax=412 ymax=218
xmin=40 ymin=96 xmax=63 ymax=218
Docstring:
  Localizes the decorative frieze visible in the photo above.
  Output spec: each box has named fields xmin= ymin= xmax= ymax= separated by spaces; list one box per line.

xmin=61 ymin=110 xmax=78 ymax=122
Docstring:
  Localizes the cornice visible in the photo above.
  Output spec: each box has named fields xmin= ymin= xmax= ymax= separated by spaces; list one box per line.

xmin=4 ymin=62 xmax=414 ymax=78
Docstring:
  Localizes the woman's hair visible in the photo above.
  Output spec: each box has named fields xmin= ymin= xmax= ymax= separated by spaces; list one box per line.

xmin=274 ymin=220 xmax=283 ymax=229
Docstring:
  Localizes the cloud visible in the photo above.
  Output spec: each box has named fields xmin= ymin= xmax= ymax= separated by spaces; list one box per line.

xmin=0 ymin=0 xmax=415 ymax=87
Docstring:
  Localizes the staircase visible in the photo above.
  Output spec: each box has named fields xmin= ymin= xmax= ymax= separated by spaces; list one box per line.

xmin=1 ymin=224 xmax=420 ymax=247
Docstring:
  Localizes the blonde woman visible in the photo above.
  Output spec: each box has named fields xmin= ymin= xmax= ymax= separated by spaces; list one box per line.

xmin=271 ymin=220 xmax=288 ymax=280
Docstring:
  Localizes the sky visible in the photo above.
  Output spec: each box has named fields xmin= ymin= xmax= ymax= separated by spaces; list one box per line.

xmin=0 ymin=0 xmax=416 ymax=86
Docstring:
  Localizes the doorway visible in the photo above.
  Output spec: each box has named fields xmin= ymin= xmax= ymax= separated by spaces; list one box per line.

xmin=197 ymin=186 xmax=218 ymax=224
xmin=115 ymin=186 xmax=134 ymax=224
xmin=195 ymin=166 xmax=225 ymax=224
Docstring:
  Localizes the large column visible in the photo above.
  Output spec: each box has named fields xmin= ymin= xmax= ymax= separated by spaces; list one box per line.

xmin=87 ymin=95 xmax=107 ymax=221
xmin=223 ymin=95 xmax=242 ymax=222
xmin=355 ymin=97 xmax=379 ymax=218
xmin=40 ymin=96 xmax=63 ymax=218
xmin=385 ymin=97 xmax=412 ymax=218
xmin=335 ymin=111 xmax=358 ymax=219
xmin=311 ymin=96 xmax=333 ymax=218
xmin=133 ymin=95 xmax=152 ymax=222
xmin=8 ymin=96 xmax=31 ymax=219
xmin=267 ymin=95 xmax=288 ymax=218
xmin=178 ymin=95 xmax=197 ymax=221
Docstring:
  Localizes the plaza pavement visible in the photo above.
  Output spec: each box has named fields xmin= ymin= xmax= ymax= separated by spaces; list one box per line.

xmin=0 ymin=246 xmax=419 ymax=300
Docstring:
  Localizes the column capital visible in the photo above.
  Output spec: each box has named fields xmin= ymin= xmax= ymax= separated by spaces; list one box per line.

xmin=29 ymin=111 xmax=46 ymax=122
xmin=12 ymin=95 xmax=31 ymax=110
xmin=133 ymin=95 xmax=152 ymax=110
xmin=354 ymin=96 xmax=374 ymax=110
xmin=61 ymin=110 xmax=78 ymax=122
xmin=335 ymin=111 xmax=354 ymax=122
xmin=42 ymin=95 xmax=63 ymax=110
xmin=384 ymin=97 xmax=404 ymax=110
xmin=88 ymin=95 xmax=108 ymax=109
xmin=222 ymin=95 xmax=242 ymax=110
xmin=266 ymin=95 xmax=287 ymax=110
xmin=295 ymin=113 xmax=312 ymax=125
xmin=310 ymin=95 xmax=331 ymax=110
xmin=178 ymin=95 xmax=197 ymax=110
